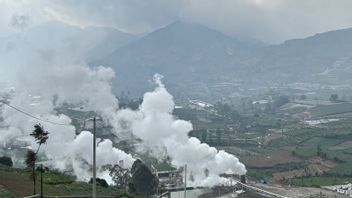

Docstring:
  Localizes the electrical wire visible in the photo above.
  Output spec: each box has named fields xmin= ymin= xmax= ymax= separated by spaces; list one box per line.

xmin=0 ymin=100 xmax=72 ymax=126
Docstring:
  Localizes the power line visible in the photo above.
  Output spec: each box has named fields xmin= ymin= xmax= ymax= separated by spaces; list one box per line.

xmin=0 ymin=100 xmax=71 ymax=126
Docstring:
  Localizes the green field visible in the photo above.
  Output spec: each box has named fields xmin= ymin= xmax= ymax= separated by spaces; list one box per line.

xmin=309 ymin=103 xmax=352 ymax=118
xmin=216 ymin=146 xmax=258 ymax=156
xmin=247 ymin=162 xmax=305 ymax=181
xmin=0 ymin=186 xmax=13 ymax=197
xmin=294 ymin=137 xmax=344 ymax=158
xmin=329 ymin=141 xmax=352 ymax=151
xmin=292 ymin=176 xmax=352 ymax=187
xmin=329 ymin=162 xmax=352 ymax=176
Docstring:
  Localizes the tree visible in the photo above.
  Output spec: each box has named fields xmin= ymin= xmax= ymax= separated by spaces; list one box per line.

xmin=216 ymin=128 xmax=221 ymax=144
xmin=204 ymin=168 xmax=209 ymax=177
xmin=189 ymin=172 xmax=195 ymax=182
xmin=333 ymin=156 xmax=343 ymax=163
xmin=201 ymin=130 xmax=207 ymax=142
xmin=299 ymin=95 xmax=307 ymax=100
xmin=25 ymin=150 xmax=36 ymax=168
xmin=89 ymin=178 xmax=109 ymax=188
xmin=130 ymin=159 xmax=158 ymax=196
xmin=0 ymin=156 xmax=13 ymax=167
xmin=214 ymin=102 xmax=241 ymax=121
xmin=105 ymin=162 xmax=131 ymax=189
xmin=329 ymin=94 xmax=339 ymax=102
xmin=25 ymin=124 xmax=49 ymax=195
xmin=264 ymin=103 xmax=273 ymax=114
xmin=30 ymin=124 xmax=49 ymax=153
xmin=321 ymin=152 xmax=327 ymax=159
xmin=272 ymin=95 xmax=290 ymax=109
xmin=25 ymin=150 xmax=37 ymax=194
xmin=128 ymin=183 xmax=136 ymax=194
xmin=316 ymin=144 xmax=322 ymax=157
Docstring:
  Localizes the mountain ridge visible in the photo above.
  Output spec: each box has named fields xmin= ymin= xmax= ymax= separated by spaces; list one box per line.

xmin=95 ymin=21 xmax=268 ymax=98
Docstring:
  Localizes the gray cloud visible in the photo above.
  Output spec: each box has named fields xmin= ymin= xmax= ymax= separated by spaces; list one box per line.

xmin=1 ymin=0 xmax=352 ymax=43
xmin=10 ymin=14 xmax=30 ymax=29
xmin=45 ymin=0 xmax=184 ymax=33
xmin=182 ymin=0 xmax=352 ymax=43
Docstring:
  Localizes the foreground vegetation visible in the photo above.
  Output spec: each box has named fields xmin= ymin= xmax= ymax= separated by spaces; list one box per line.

xmin=0 ymin=165 xmax=134 ymax=197
xmin=2 ymin=93 xmax=352 ymax=195
xmin=292 ymin=176 xmax=352 ymax=187
xmin=176 ymin=94 xmax=352 ymax=188
xmin=0 ymin=186 xmax=13 ymax=197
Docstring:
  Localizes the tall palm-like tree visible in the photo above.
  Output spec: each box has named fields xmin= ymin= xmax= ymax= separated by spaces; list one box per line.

xmin=25 ymin=124 xmax=49 ymax=195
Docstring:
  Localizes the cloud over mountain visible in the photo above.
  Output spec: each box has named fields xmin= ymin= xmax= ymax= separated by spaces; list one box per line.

xmin=1 ymin=0 xmax=352 ymax=43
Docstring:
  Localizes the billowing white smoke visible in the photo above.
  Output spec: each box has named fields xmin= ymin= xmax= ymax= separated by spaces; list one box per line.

xmin=0 ymin=65 xmax=246 ymax=186
xmin=0 ymin=24 xmax=245 ymax=185
xmin=0 ymin=64 xmax=134 ymax=183
xmin=116 ymin=74 xmax=246 ymax=186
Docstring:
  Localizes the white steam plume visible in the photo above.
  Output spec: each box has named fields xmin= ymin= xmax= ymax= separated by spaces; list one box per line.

xmin=0 ymin=22 xmax=245 ymax=185
xmin=0 ymin=64 xmax=135 ymax=183
xmin=116 ymin=74 xmax=246 ymax=186
xmin=0 ymin=65 xmax=246 ymax=186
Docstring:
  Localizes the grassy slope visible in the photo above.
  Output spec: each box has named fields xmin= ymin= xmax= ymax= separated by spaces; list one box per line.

xmin=0 ymin=186 xmax=13 ymax=197
xmin=0 ymin=165 xmax=133 ymax=198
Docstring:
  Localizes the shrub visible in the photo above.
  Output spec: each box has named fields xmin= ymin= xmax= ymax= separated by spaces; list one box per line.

xmin=0 ymin=156 xmax=13 ymax=167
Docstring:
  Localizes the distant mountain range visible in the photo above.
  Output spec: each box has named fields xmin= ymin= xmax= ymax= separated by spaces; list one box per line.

xmin=2 ymin=21 xmax=351 ymax=100
xmin=94 ymin=22 xmax=267 ymax=97
xmin=257 ymin=28 xmax=352 ymax=83
xmin=93 ymin=21 xmax=352 ymax=99
xmin=0 ymin=21 xmax=138 ymax=70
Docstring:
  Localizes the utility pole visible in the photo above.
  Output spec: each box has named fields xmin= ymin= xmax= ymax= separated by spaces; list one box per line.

xmin=93 ymin=117 xmax=97 ymax=198
xmin=184 ymin=164 xmax=187 ymax=198
xmin=40 ymin=164 xmax=43 ymax=198
xmin=33 ymin=164 xmax=36 ymax=195
xmin=85 ymin=117 xmax=101 ymax=198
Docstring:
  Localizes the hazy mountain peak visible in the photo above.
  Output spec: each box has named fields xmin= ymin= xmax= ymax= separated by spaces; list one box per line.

xmin=95 ymin=20 xmax=268 ymax=98
xmin=145 ymin=21 xmax=244 ymax=45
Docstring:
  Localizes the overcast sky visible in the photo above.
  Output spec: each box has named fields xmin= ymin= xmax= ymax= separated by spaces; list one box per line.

xmin=1 ymin=0 xmax=352 ymax=43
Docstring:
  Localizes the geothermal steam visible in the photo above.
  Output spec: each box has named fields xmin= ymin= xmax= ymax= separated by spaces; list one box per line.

xmin=0 ymin=64 xmax=246 ymax=185
xmin=0 ymin=64 xmax=134 ymax=183
xmin=117 ymin=74 xmax=246 ymax=186
xmin=0 ymin=31 xmax=245 ymax=184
